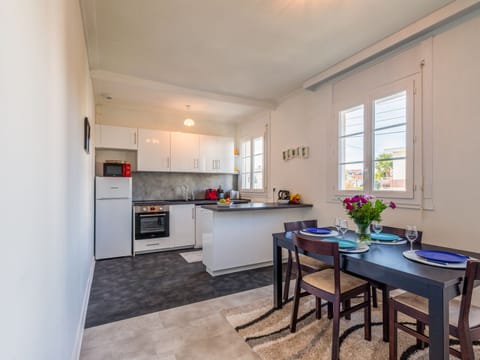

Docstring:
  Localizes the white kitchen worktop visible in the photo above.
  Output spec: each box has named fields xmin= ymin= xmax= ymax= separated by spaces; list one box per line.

xmin=199 ymin=204 xmax=313 ymax=276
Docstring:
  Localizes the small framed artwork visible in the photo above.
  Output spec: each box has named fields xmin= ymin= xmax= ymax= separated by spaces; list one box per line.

xmin=301 ymin=146 xmax=309 ymax=159
xmin=287 ymin=149 xmax=293 ymax=160
xmin=282 ymin=150 xmax=288 ymax=161
xmin=84 ymin=117 xmax=91 ymax=154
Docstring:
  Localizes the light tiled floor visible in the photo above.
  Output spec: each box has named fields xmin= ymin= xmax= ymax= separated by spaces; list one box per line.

xmin=80 ymin=285 xmax=273 ymax=360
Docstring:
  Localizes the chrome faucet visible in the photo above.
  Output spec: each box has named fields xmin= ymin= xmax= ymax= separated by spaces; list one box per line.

xmin=181 ymin=184 xmax=189 ymax=201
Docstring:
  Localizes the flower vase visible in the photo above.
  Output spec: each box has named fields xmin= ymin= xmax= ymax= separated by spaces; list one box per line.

xmin=354 ymin=221 xmax=371 ymax=244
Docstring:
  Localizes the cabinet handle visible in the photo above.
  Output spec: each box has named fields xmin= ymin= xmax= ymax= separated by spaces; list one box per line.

xmin=192 ymin=207 xmax=195 ymax=219
xmin=134 ymin=132 xmax=137 ymax=145
xmin=217 ymin=160 xmax=220 ymax=169
xmin=146 ymin=243 xmax=160 ymax=247
xmin=167 ymin=157 xmax=170 ymax=169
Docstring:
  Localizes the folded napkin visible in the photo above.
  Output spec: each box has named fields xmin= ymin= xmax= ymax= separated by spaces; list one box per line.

xmin=323 ymin=238 xmax=357 ymax=249
xmin=370 ymin=233 xmax=401 ymax=241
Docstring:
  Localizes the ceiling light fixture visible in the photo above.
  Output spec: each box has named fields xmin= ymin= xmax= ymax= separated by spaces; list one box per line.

xmin=183 ymin=105 xmax=195 ymax=127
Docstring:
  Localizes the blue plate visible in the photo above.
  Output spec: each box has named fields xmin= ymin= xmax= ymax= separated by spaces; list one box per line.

xmin=416 ymin=250 xmax=468 ymax=264
xmin=370 ymin=233 xmax=401 ymax=242
xmin=303 ymin=227 xmax=331 ymax=235
xmin=323 ymin=238 xmax=357 ymax=249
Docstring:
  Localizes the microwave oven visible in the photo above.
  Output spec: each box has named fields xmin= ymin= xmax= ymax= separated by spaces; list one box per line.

xmin=103 ymin=162 xmax=131 ymax=177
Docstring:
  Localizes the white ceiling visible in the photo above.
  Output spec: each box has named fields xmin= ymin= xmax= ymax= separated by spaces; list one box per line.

xmin=81 ymin=0 xmax=453 ymax=122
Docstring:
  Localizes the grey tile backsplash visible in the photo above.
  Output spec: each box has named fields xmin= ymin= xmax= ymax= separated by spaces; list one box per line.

xmin=132 ymin=172 xmax=238 ymax=201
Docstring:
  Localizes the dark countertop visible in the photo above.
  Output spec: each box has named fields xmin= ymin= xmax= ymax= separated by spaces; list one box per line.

xmin=133 ymin=199 xmax=251 ymax=206
xmin=200 ymin=202 xmax=313 ymax=212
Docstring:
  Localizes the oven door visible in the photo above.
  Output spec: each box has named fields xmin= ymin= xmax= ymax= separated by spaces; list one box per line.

xmin=135 ymin=211 xmax=169 ymax=239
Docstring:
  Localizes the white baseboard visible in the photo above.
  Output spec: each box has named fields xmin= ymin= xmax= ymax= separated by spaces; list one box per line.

xmin=72 ymin=256 xmax=96 ymax=360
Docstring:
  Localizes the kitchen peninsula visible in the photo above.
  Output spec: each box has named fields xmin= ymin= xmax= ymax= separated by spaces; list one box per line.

xmin=199 ymin=202 xmax=313 ymax=276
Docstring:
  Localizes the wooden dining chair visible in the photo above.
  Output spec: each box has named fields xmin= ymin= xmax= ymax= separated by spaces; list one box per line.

xmin=290 ymin=232 xmax=372 ymax=360
xmin=389 ymin=260 xmax=480 ymax=360
xmin=283 ymin=220 xmax=332 ymax=303
xmin=368 ymin=225 xmax=423 ymax=341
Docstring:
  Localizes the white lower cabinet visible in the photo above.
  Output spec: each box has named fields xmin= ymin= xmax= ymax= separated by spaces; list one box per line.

xmin=170 ymin=204 xmax=195 ymax=248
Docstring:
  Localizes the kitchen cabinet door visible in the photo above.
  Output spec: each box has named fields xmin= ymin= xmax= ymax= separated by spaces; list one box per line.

xmin=95 ymin=124 xmax=138 ymax=150
xmin=171 ymin=132 xmax=200 ymax=172
xmin=199 ymin=135 xmax=234 ymax=173
xmin=171 ymin=204 xmax=195 ymax=247
xmin=217 ymin=136 xmax=234 ymax=173
xmin=199 ymin=135 xmax=218 ymax=173
xmin=137 ymin=129 xmax=171 ymax=171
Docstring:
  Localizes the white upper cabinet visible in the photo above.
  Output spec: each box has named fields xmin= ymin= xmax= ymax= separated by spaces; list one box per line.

xmin=217 ymin=136 xmax=235 ymax=173
xmin=170 ymin=132 xmax=200 ymax=172
xmin=137 ymin=129 xmax=171 ymax=171
xmin=199 ymin=135 xmax=234 ymax=173
xmin=95 ymin=124 xmax=138 ymax=150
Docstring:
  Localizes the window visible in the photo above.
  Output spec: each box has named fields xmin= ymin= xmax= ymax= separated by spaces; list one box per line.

xmin=240 ymin=136 xmax=264 ymax=191
xmin=335 ymin=75 xmax=418 ymax=200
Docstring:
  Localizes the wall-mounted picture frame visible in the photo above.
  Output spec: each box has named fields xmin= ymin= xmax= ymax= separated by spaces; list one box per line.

xmin=282 ymin=150 xmax=288 ymax=161
xmin=301 ymin=146 xmax=309 ymax=159
xmin=84 ymin=117 xmax=91 ymax=154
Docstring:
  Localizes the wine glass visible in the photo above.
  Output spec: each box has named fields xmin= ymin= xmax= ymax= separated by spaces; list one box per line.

xmin=339 ymin=219 xmax=348 ymax=240
xmin=335 ymin=217 xmax=342 ymax=237
xmin=405 ymin=225 xmax=418 ymax=251
xmin=371 ymin=221 xmax=383 ymax=235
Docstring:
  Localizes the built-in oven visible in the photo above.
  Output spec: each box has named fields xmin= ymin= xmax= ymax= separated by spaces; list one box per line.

xmin=134 ymin=205 xmax=170 ymax=240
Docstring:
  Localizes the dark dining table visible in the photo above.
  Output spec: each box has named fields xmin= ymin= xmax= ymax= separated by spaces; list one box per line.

xmin=272 ymin=230 xmax=479 ymax=360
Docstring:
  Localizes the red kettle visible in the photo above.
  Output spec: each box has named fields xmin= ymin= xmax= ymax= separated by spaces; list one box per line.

xmin=205 ymin=189 xmax=218 ymax=200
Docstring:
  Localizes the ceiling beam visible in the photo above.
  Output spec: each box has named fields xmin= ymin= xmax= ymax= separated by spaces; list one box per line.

xmin=303 ymin=0 xmax=480 ymax=90
xmin=90 ymin=70 xmax=277 ymax=110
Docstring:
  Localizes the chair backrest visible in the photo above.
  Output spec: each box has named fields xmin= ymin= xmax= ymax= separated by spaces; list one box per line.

xmin=382 ymin=225 xmax=423 ymax=243
xmin=284 ymin=219 xmax=318 ymax=232
xmin=459 ymin=260 xmax=480 ymax=331
xmin=292 ymin=232 xmax=341 ymax=294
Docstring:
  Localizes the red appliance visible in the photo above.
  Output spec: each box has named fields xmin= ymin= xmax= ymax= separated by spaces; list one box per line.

xmin=205 ymin=188 xmax=218 ymax=200
xmin=103 ymin=162 xmax=131 ymax=177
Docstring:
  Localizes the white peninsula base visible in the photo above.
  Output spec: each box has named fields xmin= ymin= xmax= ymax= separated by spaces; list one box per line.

xmin=199 ymin=203 xmax=313 ymax=276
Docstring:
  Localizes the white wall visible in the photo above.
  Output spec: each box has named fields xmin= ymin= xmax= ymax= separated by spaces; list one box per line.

xmin=97 ymin=103 xmax=236 ymax=137
xmin=244 ymin=9 xmax=480 ymax=252
xmin=0 ymin=0 xmax=95 ymax=359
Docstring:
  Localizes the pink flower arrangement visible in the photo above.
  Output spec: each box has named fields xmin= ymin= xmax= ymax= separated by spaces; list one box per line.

xmin=342 ymin=195 xmax=396 ymax=224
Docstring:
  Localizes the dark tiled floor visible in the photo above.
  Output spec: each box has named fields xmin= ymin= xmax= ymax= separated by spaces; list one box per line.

xmin=85 ymin=249 xmax=275 ymax=328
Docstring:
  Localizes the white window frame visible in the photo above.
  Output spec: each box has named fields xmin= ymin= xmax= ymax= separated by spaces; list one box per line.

xmin=240 ymin=135 xmax=265 ymax=192
xmin=332 ymin=74 xmax=422 ymax=206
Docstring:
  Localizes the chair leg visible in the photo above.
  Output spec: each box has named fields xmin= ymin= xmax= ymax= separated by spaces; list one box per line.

xmin=389 ymin=301 xmax=397 ymax=360
xmin=315 ymin=297 xmax=322 ymax=319
xmin=372 ymin=286 xmax=378 ymax=308
xmin=283 ymin=252 xmax=293 ymax=303
xmin=382 ymin=288 xmax=390 ymax=342
xmin=290 ymin=278 xmax=301 ymax=333
xmin=344 ymin=300 xmax=351 ymax=320
xmin=328 ymin=302 xmax=333 ymax=319
xmin=364 ymin=288 xmax=371 ymax=341
xmin=416 ymin=321 xmax=426 ymax=349
xmin=331 ymin=301 xmax=341 ymax=360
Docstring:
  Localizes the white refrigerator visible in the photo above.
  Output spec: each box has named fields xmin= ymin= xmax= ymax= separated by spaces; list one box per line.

xmin=95 ymin=177 xmax=132 ymax=259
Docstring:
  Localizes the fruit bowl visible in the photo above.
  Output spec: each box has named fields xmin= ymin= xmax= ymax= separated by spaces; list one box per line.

xmin=217 ymin=201 xmax=232 ymax=207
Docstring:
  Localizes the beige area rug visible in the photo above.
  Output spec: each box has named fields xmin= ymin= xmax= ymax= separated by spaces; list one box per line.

xmin=224 ymin=295 xmax=480 ymax=360
xmin=179 ymin=250 xmax=202 ymax=263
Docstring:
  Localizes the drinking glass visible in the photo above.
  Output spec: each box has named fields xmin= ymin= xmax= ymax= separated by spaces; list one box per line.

xmin=405 ymin=225 xmax=418 ymax=251
xmin=371 ymin=221 xmax=383 ymax=234
xmin=335 ymin=217 xmax=342 ymax=237
xmin=339 ymin=219 xmax=348 ymax=239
